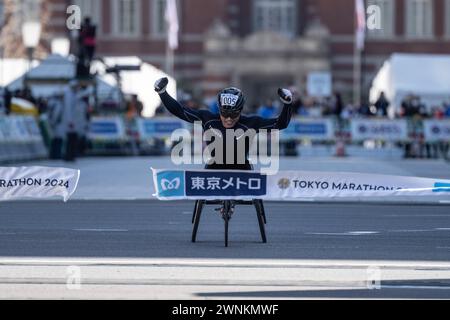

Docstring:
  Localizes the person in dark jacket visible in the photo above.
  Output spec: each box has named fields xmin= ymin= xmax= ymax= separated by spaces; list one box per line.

xmin=374 ymin=91 xmax=390 ymax=117
xmin=154 ymin=77 xmax=293 ymax=170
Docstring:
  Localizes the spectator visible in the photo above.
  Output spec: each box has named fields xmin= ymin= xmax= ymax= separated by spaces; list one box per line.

xmin=62 ymin=80 xmax=80 ymax=162
xmin=374 ymin=91 xmax=389 ymax=117
xmin=3 ymin=87 xmax=12 ymax=115
xmin=47 ymin=91 xmax=65 ymax=159
xmin=358 ymin=102 xmax=373 ymax=117
xmin=36 ymin=97 xmax=48 ymax=115
xmin=445 ymin=101 xmax=450 ymax=118
xmin=257 ymin=100 xmax=278 ymax=118
xmin=333 ymin=92 xmax=344 ymax=119
xmin=75 ymin=89 xmax=90 ymax=156
xmin=400 ymin=95 xmax=423 ymax=118
xmin=341 ymin=103 xmax=357 ymax=120
xmin=134 ymin=94 xmax=144 ymax=117
xmin=154 ymin=103 xmax=168 ymax=116
xmin=431 ymin=106 xmax=444 ymax=119
xmin=126 ymin=94 xmax=143 ymax=120
xmin=208 ymin=99 xmax=219 ymax=115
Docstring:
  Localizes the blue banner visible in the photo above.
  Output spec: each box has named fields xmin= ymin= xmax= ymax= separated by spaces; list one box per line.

xmin=137 ymin=118 xmax=186 ymax=139
xmin=185 ymin=171 xmax=267 ymax=197
xmin=280 ymin=119 xmax=334 ymax=140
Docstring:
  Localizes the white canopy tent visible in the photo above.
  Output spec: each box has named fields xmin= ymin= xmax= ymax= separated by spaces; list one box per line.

xmin=0 ymin=58 xmax=32 ymax=88
xmin=4 ymin=55 xmax=176 ymax=116
xmin=91 ymin=56 xmax=177 ymax=117
xmin=5 ymin=54 xmax=120 ymax=100
xmin=370 ymin=53 xmax=450 ymax=115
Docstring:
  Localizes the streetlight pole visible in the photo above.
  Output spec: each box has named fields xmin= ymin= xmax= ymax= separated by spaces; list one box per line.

xmin=22 ymin=21 xmax=42 ymax=73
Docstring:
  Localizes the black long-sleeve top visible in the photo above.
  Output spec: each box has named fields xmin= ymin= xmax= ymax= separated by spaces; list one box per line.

xmin=159 ymin=91 xmax=293 ymax=169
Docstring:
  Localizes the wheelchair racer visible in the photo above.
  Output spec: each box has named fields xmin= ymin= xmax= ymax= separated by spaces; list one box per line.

xmin=154 ymin=77 xmax=294 ymax=171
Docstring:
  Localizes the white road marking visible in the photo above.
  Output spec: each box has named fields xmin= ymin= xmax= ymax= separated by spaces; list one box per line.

xmin=388 ymin=228 xmax=450 ymax=233
xmin=381 ymin=285 xmax=450 ymax=290
xmin=73 ymin=229 xmax=128 ymax=232
xmin=307 ymin=231 xmax=379 ymax=236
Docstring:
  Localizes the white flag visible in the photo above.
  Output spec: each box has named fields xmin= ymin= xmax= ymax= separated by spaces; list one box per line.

xmin=165 ymin=0 xmax=179 ymax=50
xmin=0 ymin=166 xmax=80 ymax=201
xmin=355 ymin=0 xmax=366 ymax=51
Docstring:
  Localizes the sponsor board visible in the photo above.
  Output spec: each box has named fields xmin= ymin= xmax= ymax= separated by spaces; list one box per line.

xmin=152 ymin=169 xmax=450 ymax=200
xmin=281 ymin=118 xmax=335 ymax=141
xmin=350 ymin=119 xmax=408 ymax=141
xmin=88 ymin=116 xmax=126 ymax=141
xmin=423 ymin=120 xmax=450 ymax=142
xmin=136 ymin=118 xmax=186 ymax=139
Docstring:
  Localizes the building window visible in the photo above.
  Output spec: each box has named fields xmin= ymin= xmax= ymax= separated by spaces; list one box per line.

xmin=0 ymin=1 xmax=4 ymax=26
xmin=446 ymin=0 xmax=450 ymax=37
xmin=18 ymin=0 xmax=41 ymax=22
xmin=152 ymin=0 xmax=181 ymax=37
xmin=406 ymin=0 xmax=434 ymax=38
xmin=152 ymin=0 xmax=167 ymax=36
xmin=366 ymin=0 xmax=395 ymax=38
xmin=253 ymin=0 xmax=297 ymax=37
xmin=112 ymin=0 xmax=141 ymax=37
xmin=72 ymin=0 xmax=101 ymax=29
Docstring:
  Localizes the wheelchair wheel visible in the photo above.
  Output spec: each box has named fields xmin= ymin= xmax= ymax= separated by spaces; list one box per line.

xmin=224 ymin=213 xmax=229 ymax=247
xmin=222 ymin=200 xmax=231 ymax=247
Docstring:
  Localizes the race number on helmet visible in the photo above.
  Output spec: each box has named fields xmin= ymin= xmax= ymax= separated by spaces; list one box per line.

xmin=217 ymin=87 xmax=245 ymax=112
xmin=220 ymin=94 xmax=239 ymax=107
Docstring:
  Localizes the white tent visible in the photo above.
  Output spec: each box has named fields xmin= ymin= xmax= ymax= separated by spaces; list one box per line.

xmin=5 ymin=54 xmax=120 ymax=100
xmin=91 ymin=57 xmax=177 ymax=117
xmin=370 ymin=53 xmax=450 ymax=114
xmin=3 ymin=54 xmax=175 ymax=116
xmin=0 ymin=58 xmax=31 ymax=88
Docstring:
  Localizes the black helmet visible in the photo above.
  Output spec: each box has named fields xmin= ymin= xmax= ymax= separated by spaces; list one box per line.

xmin=217 ymin=87 xmax=245 ymax=117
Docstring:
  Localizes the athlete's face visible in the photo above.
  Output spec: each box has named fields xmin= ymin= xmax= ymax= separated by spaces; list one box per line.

xmin=220 ymin=114 xmax=240 ymax=128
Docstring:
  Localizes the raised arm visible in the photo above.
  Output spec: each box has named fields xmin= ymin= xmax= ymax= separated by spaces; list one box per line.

xmin=250 ymin=88 xmax=294 ymax=130
xmin=154 ymin=77 xmax=207 ymax=123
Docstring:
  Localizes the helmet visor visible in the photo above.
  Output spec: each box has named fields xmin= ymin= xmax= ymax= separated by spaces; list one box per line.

xmin=220 ymin=109 xmax=241 ymax=119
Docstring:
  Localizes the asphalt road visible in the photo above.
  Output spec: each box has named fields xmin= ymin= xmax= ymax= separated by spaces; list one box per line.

xmin=1 ymin=200 xmax=450 ymax=299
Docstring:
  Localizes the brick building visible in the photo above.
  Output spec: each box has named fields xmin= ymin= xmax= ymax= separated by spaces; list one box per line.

xmin=2 ymin=0 xmax=450 ymax=105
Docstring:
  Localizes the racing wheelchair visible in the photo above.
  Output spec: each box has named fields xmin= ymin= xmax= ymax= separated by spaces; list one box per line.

xmin=190 ymin=164 xmax=267 ymax=247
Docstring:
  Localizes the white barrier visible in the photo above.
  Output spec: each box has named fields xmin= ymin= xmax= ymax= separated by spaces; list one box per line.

xmin=0 ymin=116 xmax=47 ymax=163
xmin=423 ymin=120 xmax=450 ymax=142
xmin=281 ymin=118 xmax=335 ymax=141
xmin=0 ymin=166 xmax=79 ymax=201
xmin=152 ymin=169 xmax=450 ymax=201
xmin=350 ymin=119 xmax=409 ymax=141
xmin=88 ymin=116 xmax=127 ymax=141
xmin=136 ymin=117 xmax=187 ymax=139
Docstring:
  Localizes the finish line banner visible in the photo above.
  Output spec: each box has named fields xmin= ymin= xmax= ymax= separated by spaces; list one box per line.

xmin=152 ymin=168 xmax=450 ymax=200
xmin=0 ymin=166 xmax=80 ymax=201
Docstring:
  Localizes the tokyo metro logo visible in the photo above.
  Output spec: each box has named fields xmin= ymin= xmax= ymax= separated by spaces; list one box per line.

xmin=157 ymin=171 xmax=185 ymax=197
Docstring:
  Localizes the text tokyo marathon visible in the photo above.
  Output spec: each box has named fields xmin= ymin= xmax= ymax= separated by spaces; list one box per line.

xmin=0 ymin=178 xmax=70 ymax=188
xmin=292 ymin=180 xmax=401 ymax=191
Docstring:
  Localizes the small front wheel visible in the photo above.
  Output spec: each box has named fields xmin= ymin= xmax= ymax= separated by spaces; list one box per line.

xmin=224 ymin=214 xmax=229 ymax=247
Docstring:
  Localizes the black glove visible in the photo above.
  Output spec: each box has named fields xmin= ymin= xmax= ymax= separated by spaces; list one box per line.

xmin=154 ymin=77 xmax=169 ymax=94
xmin=277 ymin=88 xmax=293 ymax=104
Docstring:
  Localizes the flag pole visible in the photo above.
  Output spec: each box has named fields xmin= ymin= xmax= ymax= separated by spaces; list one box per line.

xmin=164 ymin=0 xmax=178 ymax=77
xmin=353 ymin=0 xmax=365 ymax=107
xmin=353 ymin=38 xmax=362 ymax=107
xmin=166 ymin=40 xmax=174 ymax=76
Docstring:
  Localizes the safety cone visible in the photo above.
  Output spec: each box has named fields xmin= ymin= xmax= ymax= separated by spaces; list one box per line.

xmin=335 ymin=139 xmax=347 ymax=157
